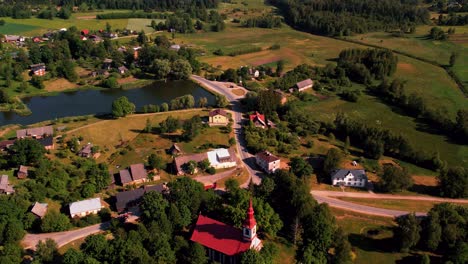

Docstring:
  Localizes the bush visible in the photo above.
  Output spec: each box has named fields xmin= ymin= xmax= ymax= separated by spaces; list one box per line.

xmin=206 ymin=167 xmax=216 ymax=175
xmin=101 ymin=77 xmax=119 ymax=89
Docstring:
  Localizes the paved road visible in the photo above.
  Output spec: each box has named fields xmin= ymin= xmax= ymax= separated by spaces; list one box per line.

xmin=22 ymin=222 xmax=110 ymax=250
xmin=311 ymin=190 xmax=468 ymax=217
xmin=313 ymin=195 xmax=426 ymax=218
xmin=191 ymin=75 xmax=264 ymax=187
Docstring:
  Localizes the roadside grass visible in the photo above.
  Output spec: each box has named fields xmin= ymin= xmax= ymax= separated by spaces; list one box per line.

xmin=299 ymin=94 xmax=468 ymax=167
xmin=215 ymin=167 xmax=250 ymax=188
xmin=0 ymin=23 xmax=39 ymax=35
xmin=336 ymin=197 xmax=467 ymax=213
xmin=180 ymin=126 xmax=230 ymax=153
xmin=65 ymin=110 xmax=206 ymax=163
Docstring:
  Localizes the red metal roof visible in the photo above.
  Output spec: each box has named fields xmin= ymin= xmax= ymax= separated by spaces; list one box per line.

xmin=190 ymin=215 xmax=250 ymax=256
xmin=249 ymin=112 xmax=266 ymax=125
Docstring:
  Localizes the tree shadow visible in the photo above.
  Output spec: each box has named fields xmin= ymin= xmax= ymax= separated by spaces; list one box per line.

xmin=409 ymin=184 xmax=439 ymax=196
xmin=349 ymin=231 xmax=395 ymax=253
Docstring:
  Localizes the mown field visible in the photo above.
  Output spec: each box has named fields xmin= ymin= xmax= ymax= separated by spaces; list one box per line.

xmin=0 ymin=11 xmax=129 ymax=36
xmin=337 ymin=197 xmax=468 ymax=212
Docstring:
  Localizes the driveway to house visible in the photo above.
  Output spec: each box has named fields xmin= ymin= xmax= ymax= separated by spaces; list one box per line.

xmin=22 ymin=222 xmax=111 ymax=250
xmin=191 ymin=75 xmax=263 ymax=187
xmin=193 ymin=168 xmax=237 ymax=186
xmin=311 ymin=190 xmax=468 ymax=217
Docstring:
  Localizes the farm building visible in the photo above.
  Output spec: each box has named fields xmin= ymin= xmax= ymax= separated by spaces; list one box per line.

xmin=117 ymin=163 xmax=148 ymax=186
xmin=69 ymin=198 xmax=103 ymax=218
xmin=17 ymin=165 xmax=28 ymax=179
xmin=293 ymin=79 xmax=313 ymax=92
xmin=30 ymin=202 xmax=48 ymax=219
xmin=16 ymin=125 xmax=53 ymax=139
xmin=0 ymin=175 xmax=14 ymax=195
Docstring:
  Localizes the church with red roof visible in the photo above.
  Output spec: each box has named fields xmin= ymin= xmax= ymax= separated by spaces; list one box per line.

xmin=190 ymin=200 xmax=263 ymax=264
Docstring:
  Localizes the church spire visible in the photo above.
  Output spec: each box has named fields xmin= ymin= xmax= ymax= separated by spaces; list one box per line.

xmin=243 ymin=199 xmax=257 ymax=241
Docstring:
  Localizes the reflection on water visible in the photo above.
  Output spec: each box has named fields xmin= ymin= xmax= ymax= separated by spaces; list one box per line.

xmin=0 ymin=80 xmax=214 ymax=126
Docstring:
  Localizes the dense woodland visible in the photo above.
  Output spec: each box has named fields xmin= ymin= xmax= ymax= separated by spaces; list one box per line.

xmin=270 ymin=0 xmax=430 ymax=36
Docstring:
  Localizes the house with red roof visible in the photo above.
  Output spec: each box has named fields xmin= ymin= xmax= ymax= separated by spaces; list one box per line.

xmin=249 ymin=112 xmax=275 ymax=129
xmin=191 ymin=200 xmax=262 ymax=264
xmin=81 ymin=29 xmax=89 ymax=35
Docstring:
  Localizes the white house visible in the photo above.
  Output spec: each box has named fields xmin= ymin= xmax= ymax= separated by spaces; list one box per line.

xmin=255 ymin=151 xmax=280 ymax=174
xmin=207 ymin=148 xmax=237 ymax=169
xmin=69 ymin=198 xmax=103 ymax=218
xmin=331 ymin=169 xmax=368 ymax=188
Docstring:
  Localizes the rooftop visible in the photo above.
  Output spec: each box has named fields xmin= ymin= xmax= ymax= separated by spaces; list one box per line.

xmin=256 ymin=151 xmax=280 ymax=163
xmin=130 ymin=163 xmax=147 ymax=181
xmin=69 ymin=198 xmax=102 ymax=216
xmin=296 ymin=79 xmax=313 ymax=89
xmin=209 ymin=109 xmax=228 ymax=117
xmin=31 ymin=202 xmax=48 ymax=218
xmin=16 ymin=126 xmax=53 ymax=138
xmin=190 ymin=215 xmax=251 ymax=256
xmin=119 ymin=169 xmax=132 ymax=185
xmin=331 ymin=169 xmax=368 ymax=180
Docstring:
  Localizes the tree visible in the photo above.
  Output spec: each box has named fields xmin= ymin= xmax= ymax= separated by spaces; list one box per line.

xmin=240 ymin=249 xmax=264 ymax=264
xmin=215 ymin=94 xmax=229 ymax=108
xmin=424 ymin=210 xmax=442 ymax=251
xmin=420 ymin=254 xmax=430 ymax=264
xmin=332 ymin=228 xmax=353 ymax=264
xmin=10 ymin=138 xmax=46 ymax=166
xmin=395 ymin=213 xmax=421 ymax=252
xmin=187 ymin=242 xmax=208 ymax=264
xmin=144 ymin=118 xmax=152 ymax=133
xmin=198 ymin=97 xmax=208 ymax=108
xmin=449 ymin=52 xmax=458 ymax=67
xmin=344 ymin=136 xmax=350 ymax=155
xmin=111 ymin=96 xmax=135 ymax=118
xmin=323 ymin=148 xmax=341 ymax=173
xmin=154 ymin=35 xmax=171 ymax=48
xmin=379 ymin=165 xmax=413 ymax=192
xmin=0 ymin=89 xmax=9 ymax=103
xmin=62 ymin=248 xmax=85 ymax=264
xmin=171 ymin=59 xmax=192 ymax=80
xmin=151 ymin=59 xmax=171 ymax=79
xmin=276 ymin=60 xmax=284 ymax=77
xmin=438 ymin=167 xmax=467 ymax=198
xmin=81 ymin=234 xmax=109 ymax=261
xmin=148 ymin=153 xmax=165 ymax=170
xmin=159 ymin=116 xmax=180 ymax=133
xmin=161 ymin=103 xmax=169 ymax=112
xmin=447 ymin=242 xmax=468 ymax=264
xmin=41 ymin=210 xmax=71 ymax=232
xmin=36 ymin=239 xmax=58 ymax=263
xmin=30 ymin=75 xmax=45 ymax=89
xmin=137 ymin=30 xmax=147 ymax=45
xmin=140 ymin=191 xmax=169 ymax=223
xmin=289 ymin=157 xmax=313 ymax=178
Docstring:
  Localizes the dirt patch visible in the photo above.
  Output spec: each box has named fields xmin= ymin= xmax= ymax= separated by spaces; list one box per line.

xmin=397 ymin=63 xmax=416 ymax=73
xmin=378 ymin=159 xmax=401 ymax=168
xmin=45 ymin=78 xmax=78 ymax=92
xmin=413 ymin=175 xmax=438 ymax=186
xmin=231 ymin=89 xmax=245 ymax=96
xmin=77 ymin=16 xmax=96 ymax=20
xmin=118 ymin=77 xmax=138 ymax=84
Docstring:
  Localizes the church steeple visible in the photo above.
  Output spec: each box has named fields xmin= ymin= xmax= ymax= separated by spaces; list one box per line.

xmin=242 ymin=199 xmax=257 ymax=241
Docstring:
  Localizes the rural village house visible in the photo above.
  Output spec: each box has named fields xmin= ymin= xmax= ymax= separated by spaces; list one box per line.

xmin=69 ymin=197 xmax=103 ymax=218
xmin=118 ymin=163 xmax=148 ymax=186
xmin=191 ymin=200 xmax=263 ymax=264
xmin=255 ymin=151 xmax=280 ymax=174
xmin=331 ymin=169 xmax=368 ymax=188
xmin=115 ymin=184 xmax=167 ymax=213
xmin=30 ymin=63 xmax=46 ymax=76
xmin=209 ymin=109 xmax=229 ymax=126
xmin=168 ymin=143 xmax=182 ymax=156
xmin=0 ymin=175 xmax=14 ymax=195
xmin=291 ymin=78 xmax=314 ymax=93
xmin=249 ymin=112 xmax=275 ymax=129
xmin=173 ymin=148 xmax=237 ymax=175
xmin=17 ymin=165 xmax=28 ymax=179
xmin=78 ymin=143 xmax=93 ymax=158
xmin=30 ymin=202 xmax=48 ymax=219
xmin=16 ymin=126 xmax=53 ymax=139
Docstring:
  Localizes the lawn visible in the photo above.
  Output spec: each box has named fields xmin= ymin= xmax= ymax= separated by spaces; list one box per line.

xmin=180 ymin=126 xmax=231 ymax=153
xmin=337 ymin=197 xmax=467 ymax=213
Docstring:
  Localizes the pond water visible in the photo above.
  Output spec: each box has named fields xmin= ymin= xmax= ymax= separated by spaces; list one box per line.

xmin=0 ymin=80 xmax=215 ymax=126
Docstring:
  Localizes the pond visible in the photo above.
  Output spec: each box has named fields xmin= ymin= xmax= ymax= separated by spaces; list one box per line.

xmin=0 ymin=80 xmax=215 ymax=126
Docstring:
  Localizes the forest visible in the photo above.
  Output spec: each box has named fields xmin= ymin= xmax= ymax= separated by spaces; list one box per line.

xmin=270 ymin=0 xmax=430 ymax=36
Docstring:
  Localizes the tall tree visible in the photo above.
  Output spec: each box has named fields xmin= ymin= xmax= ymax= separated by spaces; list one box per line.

xmin=437 ymin=167 xmax=467 ymax=198
xmin=395 ymin=213 xmax=421 ymax=252
xmin=111 ymin=96 xmax=135 ymax=118
xmin=10 ymin=138 xmax=46 ymax=166
xmin=379 ymin=165 xmax=413 ymax=192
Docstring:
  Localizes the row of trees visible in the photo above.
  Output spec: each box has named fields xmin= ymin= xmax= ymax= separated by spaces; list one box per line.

xmin=374 ymin=79 xmax=468 ymax=144
xmin=242 ymin=15 xmax=282 ymax=28
xmin=395 ymin=203 xmax=467 ymax=262
xmin=271 ymin=0 xmax=429 ymax=36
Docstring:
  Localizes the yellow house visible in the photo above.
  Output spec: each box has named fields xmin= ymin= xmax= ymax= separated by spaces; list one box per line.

xmin=209 ymin=109 xmax=229 ymax=126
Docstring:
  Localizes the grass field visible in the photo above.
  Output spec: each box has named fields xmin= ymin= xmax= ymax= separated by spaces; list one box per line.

xmin=65 ymin=110 xmax=207 ymax=163
xmin=331 ymin=208 xmax=410 ymax=264
xmin=126 ymin=19 xmax=160 ymax=33
xmin=347 ymin=25 xmax=468 ymax=97
xmin=337 ymin=197 xmax=468 ymax=212
xmin=299 ymin=93 xmax=468 ymax=167
xmin=0 ymin=12 xmax=128 ymax=36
